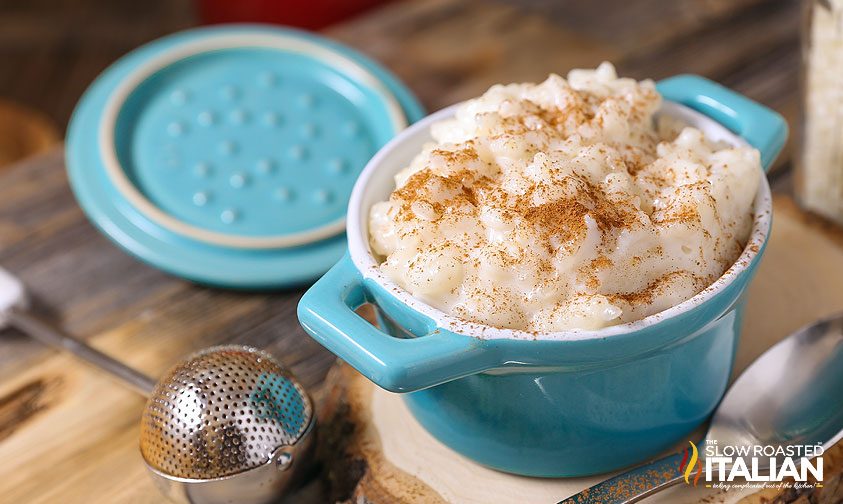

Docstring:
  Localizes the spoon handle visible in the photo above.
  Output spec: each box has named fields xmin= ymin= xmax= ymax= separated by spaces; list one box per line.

xmin=560 ymin=451 xmax=690 ymax=504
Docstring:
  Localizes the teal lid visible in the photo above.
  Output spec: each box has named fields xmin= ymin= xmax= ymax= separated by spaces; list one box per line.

xmin=66 ymin=25 xmax=424 ymax=288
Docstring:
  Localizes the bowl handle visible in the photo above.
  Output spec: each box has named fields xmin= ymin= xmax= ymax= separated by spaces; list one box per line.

xmin=657 ymin=74 xmax=788 ymax=172
xmin=297 ymin=254 xmax=497 ymax=392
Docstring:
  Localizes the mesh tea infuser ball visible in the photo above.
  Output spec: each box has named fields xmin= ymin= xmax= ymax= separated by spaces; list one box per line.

xmin=0 ymin=271 xmax=314 ymax=504
xmin=140 ymin=346 xmax=315 ymax=504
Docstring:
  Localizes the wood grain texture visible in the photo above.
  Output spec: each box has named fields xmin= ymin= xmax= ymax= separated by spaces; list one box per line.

xmin=0 ymin=0 xmax=810 ymax=502
xmin=320 ymin=196 xmax=843 ymax=504
xmin=0 ymin=0 xmax=196 ymax=131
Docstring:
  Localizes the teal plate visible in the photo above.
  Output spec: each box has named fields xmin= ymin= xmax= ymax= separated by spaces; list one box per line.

xmin=66 ymin=25 xmax=424 ymax=288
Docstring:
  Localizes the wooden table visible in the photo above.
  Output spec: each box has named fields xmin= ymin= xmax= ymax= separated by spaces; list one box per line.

xmin=0 ymin=0 xmax=808 ymax=502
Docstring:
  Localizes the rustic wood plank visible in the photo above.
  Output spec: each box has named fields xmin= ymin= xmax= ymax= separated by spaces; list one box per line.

xmin=0 ymin=300 xmax=332 ymax=503
xmin=0 ymin=0 xmax=196 ymax=130
xmin=515 ymin=0 xmax=770 ymax=55
xmin=326 ymin=0 xmax=620 ymax=110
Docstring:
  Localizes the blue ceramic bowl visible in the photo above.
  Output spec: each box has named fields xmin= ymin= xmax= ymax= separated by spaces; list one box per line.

xmin=298 ymin=75 xmax=787 ymax=477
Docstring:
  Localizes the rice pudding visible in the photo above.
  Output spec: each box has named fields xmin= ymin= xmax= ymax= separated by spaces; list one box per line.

xmin=368 ymin=63 xmax=761 ymax=331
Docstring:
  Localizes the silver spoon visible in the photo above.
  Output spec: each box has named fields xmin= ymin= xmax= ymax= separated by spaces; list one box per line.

xmin=0 ymin=267 xmax=315 ymax=504
xmin=564 ymin=313 xmax=843 ymax=503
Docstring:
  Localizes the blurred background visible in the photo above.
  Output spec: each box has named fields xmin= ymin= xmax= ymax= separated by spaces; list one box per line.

xmin=0 ymin=0 xmax=394 ymax=166
xmin=0 ymin=0 xmax=798 ymax=168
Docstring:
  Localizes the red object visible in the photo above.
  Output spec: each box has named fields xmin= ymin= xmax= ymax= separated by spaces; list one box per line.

xmin=197 ymin=0 xmax=392 ymax=30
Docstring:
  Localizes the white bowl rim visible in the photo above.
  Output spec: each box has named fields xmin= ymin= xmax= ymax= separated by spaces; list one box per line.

xmin=346 ymin=102 xmax=773 ymax=342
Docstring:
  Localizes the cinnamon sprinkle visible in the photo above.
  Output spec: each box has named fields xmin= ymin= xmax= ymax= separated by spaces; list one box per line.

xmin=608 ymin=271 xmax=705 ymax=306
xmin=369 ymin=64 xmax=761 ymax=332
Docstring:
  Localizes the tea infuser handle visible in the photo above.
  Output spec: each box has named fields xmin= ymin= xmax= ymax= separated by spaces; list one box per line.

xmin=0 ymin=265 xmax=155 ymax=396
xmin=560 ymin=448 xmax=691 ymax=504
xmin=298 ymin=254 xmax=497 ymax=392
xmin=7 ymin=309 xmax=157 ymax=396
xmin=657 ymin=74 xmax=787 ymax=172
